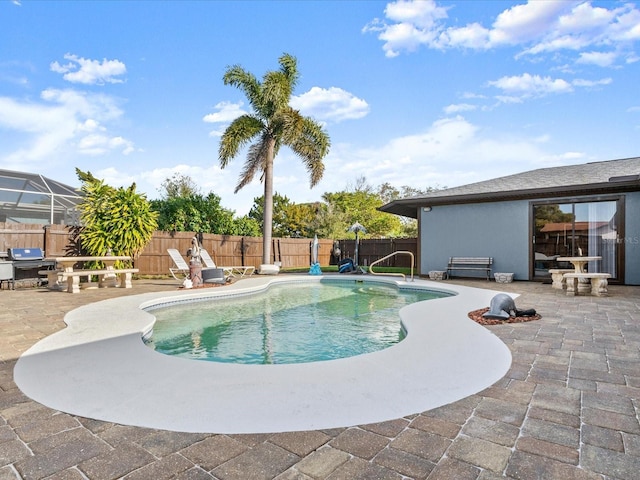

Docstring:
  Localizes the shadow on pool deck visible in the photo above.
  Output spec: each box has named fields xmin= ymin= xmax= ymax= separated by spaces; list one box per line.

xmin=1 ymin=277 xmax=639 ymax=479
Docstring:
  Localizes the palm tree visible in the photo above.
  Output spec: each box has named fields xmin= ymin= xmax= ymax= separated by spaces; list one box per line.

xmin=219 ymin=53 xmax=330 ymax=265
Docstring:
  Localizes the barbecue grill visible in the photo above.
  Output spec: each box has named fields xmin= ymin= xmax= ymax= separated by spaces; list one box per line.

xmin=1 ymin=248 xmax=57 ymax=289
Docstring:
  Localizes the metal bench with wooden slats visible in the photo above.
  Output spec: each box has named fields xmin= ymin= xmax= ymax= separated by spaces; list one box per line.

xmin=447 ymin=257 xmax=493 ymax=280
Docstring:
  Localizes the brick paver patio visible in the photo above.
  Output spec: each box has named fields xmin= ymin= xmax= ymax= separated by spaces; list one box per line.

xmin=1 ymin=278 xmax=639 ymax=479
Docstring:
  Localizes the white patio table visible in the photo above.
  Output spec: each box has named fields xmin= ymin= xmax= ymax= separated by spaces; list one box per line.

xmin=557 ymin=256 xmax=602 ymax=294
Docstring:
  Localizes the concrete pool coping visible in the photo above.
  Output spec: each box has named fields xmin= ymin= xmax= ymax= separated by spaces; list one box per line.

xmin=14 ymin=275 xmax=513 ymax=434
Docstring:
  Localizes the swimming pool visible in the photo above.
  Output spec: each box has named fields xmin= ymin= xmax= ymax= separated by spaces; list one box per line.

xmin=147 ymin=281 xmax=449 ymax=364
xmin=14 ymin=275 xmax=513 ymax=433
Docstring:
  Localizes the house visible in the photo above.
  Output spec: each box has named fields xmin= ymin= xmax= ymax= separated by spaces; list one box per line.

xmin=379 ymin=157 xmax=640 ymax=285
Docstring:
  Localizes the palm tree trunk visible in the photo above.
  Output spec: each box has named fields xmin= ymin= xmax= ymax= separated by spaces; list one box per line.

xmin=262 ymin=138 xmax=276 ymax=265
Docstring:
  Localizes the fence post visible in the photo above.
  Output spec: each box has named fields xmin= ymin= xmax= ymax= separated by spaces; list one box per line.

xmin=43 ymin=225 xmax=49 ymax=256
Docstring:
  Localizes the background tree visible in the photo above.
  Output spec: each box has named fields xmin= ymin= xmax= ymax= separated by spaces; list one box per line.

xmin=376 ymin=182 xmax=444 ymax=237
xmin=314 ymin=202 xmax=349 ymax=239
xmin=534 ymin=204 xmax=574 ymax=231
xmin=249 ymin=195 xmax=329 ymax=238
xmin=159 ymin=173 xmax=201 ymax=199
xmin=151 ymin=193 xmax=235 ymax=233
xmin=151 ymin=175 xmax=261 ymax=236
xmin=247 ymin=193 xmax=293 ymax=237
xmin=322 ymin=189 xmax=403 ymax=238
xmin=232 ymin=215 xmax=262 ymax=237
xmin=376 ymin=182 xmax=444 ymax=204
xmin=76 ymin=169 xmax=157 ymax=264
xmin=243 ymin=177 xmax=442 ymax=239
xmin=283 ymin=202 xmax=322 ymax=238
xmin=219 ymin=53 xmax=330 ymax=264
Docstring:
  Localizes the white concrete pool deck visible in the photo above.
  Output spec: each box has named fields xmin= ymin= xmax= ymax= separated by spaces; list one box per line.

xmin=14 ymin=276 xmax=513 ymax=434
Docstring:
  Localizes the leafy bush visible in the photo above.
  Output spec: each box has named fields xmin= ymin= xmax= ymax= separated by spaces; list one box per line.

xmin=76 ymin=169 xmax=158 ymax=265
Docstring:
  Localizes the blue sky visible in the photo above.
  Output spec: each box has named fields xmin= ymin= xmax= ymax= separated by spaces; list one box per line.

xmin=1 ymin=0 xmax=639 ymax=215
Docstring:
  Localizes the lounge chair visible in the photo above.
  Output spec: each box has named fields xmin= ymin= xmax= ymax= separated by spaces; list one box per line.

xmin=167 ymin=248 xmax=226 ymax=285
xmin=167 ymin=248 xmax=190 ymax=281
xmin=200 ymin=249 xmax=255 ymax=279
xmin=167 ymin=248 xmax=190 ymax=282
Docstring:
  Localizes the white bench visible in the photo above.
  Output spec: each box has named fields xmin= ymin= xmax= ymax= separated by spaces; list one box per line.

xmin=563 ymin=272 xmax=611 ymax=297
xmin=41 ymin=268 xmax=139 ymax=293
xmin=548 ymin=268 xmax=574 ymax=289
xmin=447 ymin=257 xmax=493 ymax=280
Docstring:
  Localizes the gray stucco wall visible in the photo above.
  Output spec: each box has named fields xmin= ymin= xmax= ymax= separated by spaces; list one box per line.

xmin=420 ymin=200 xmax=530 ymax=280
xmin=419 ymin=193 xmax=640 ymax=285
xmin=625 ymin=192 xmax=640 ymax=285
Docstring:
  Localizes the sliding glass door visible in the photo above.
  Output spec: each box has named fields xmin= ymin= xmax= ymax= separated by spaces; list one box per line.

xmin=532 ymin=198 xmax=622 ymax=281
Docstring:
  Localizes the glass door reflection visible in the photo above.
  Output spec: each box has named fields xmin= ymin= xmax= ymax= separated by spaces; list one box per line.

xmin=533 ymin=200 xmax=620 ymax=281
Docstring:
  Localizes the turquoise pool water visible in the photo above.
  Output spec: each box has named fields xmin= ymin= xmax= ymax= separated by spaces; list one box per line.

xmin=146 ymin=281 xmax=449 ymax=364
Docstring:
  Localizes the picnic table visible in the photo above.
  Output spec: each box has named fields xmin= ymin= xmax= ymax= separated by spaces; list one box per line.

xmin=557 ymin=256 xmax=602 ymax=274
xmin=43 ymin=256 xmax=138 ymax=293
xmin=556 ymin=256 xmax=609 ymax=296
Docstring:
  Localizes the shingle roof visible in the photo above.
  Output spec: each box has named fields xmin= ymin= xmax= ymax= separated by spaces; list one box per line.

xmin=380 ymin=156 xmax=640 ymax=218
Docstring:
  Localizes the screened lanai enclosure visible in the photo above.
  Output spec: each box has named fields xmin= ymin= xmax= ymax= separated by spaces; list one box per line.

xmin=0 ymin=169 xmax=82 ymax=225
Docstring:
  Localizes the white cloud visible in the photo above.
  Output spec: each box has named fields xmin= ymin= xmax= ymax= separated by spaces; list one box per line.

xmin=99 ymin=163 xmax=257 ymax=213
xmin=557 ymin=2 xmax=614 ymax=32
xmin=626 ymin=53 xmax=640 ymax=64
xmin=443 ymin=103 xmax=476 ymax=114
xmin=366 ymin=0 xmax=640 ymax=68
xmin=489 ymin=73 xmax=573 ymax=99
xmin=439 ymin=22 xmax=490 ymax=49
xmin=204 ymin=87 xmax=369 ymax=137
xmin=291 ymin=87 xmax=369 ymax=123
xmin=207 ymin=128 xmax=226 ymax=138
xmin=311 ymin=115 xmax=567 ymax=197
xmin=521 ymin=35 xmax=590 ymax=56
xmin=77 ymin=134 xmax=135 ymax=156
xmin=461 ymin=92 xmax=487 ymax=100
xmin=509 ymin=2 xmax=640 ymax=59
xmin=94 ymin=166 xmax=134 ymax=183
xmin=363 ymin=0 xmax=448 ymax=57
xmin=571 ymin=77 xmax=612 ymax=87
xmin=202 ymin=101 xmax=247 ymax=123
xmin=40 ymin=88 xmax=124 ymax=120
xmin=96 ymin=165 xmax=181 ymax=197
xmin=494 ymin=95 xmax=524 ymax=104
xmin=94 ymin=115 xmax=584 ymax=217
xmin=537 ymin=151 xmax=586 ymax=165
xmin=202 ymin=101 xmax=250 ymax=138
xmin=577 ymin=51 xmax=618 ymax=67
xmin=50 ymin=54 xmax=126 ymax=85
xmin=489 ymin=0 xmax=572 ymax=46
xmin=0 ymin=88 xmax=134 ymax=169
xmin=384 ymin=0 xmax=448 ymax=28
xmin=77 ymin=118 xmax=104 ymax=133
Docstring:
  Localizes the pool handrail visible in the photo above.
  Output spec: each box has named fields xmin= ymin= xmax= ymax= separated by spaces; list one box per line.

xmin=369 ymin=251 xmax=414 ymax=282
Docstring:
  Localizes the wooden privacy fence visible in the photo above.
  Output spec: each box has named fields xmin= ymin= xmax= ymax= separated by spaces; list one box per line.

xmin=0 ymin=223 xmax=417 ymax=276
xmin=0 ymin=224 xmax=81 ymax=258
xmin=136 ymin=231 xmax=338 ymax=276
xmin=334 ymin=238 xmax=418 ymax=268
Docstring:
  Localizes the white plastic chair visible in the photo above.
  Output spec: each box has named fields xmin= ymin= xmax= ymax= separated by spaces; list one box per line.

xmin=200 ymin=249 xmax=255 ymax=279
xmin=167 ymin=248 xmax=190 ymax=281
xmin=168 ymin=248 xmax=226 ymax=285
xmin=199 ymin=249 xmax=218 ymax=269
